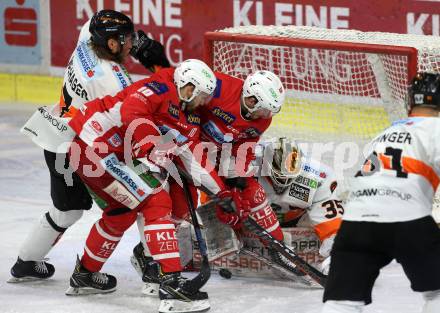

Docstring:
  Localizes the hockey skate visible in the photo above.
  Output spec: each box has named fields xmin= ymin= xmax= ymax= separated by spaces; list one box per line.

xmin=130 ymin=242 xmax=160 ymax=296
xmin=158 ymin=272 xmax=210 ymax=313
xmin=8 ymin=257 xmax=55 ymax=283
xmin=65 ymin=257 xmax=116 ymax=296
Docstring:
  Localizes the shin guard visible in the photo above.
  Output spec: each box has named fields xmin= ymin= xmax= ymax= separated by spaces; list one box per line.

xmin=81 ymin=219 xmax=122 ymax=272
xmin=144 ymin=219 xmax=182 ymax=273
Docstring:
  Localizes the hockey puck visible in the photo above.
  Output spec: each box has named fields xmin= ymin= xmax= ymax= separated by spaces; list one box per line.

xmin=219 ymin=268 xmax=232 ymax=279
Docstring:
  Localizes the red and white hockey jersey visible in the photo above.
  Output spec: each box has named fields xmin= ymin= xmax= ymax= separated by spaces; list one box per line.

xmin=69 ymin=68 xmax=225 ymax=195
xmin=344 ymin=116 xmax=440 ymax=222
xmin=199 ymin=72 xmax=272 ymax=176
xmin=258 ymin=156 xmax=342 ymax=242
xmin=21 ymin=20 xmax=132 ymax=153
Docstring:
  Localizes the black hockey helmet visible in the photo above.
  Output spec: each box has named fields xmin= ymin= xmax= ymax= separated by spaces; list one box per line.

xmin=89 ymin=10 xmax=134 ymax=48
xmin=407 ymin=72 xmax=440 ymax=112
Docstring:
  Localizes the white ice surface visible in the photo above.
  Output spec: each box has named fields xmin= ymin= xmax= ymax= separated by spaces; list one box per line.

xmin=0 ymin=104 xmax=425 ymax=313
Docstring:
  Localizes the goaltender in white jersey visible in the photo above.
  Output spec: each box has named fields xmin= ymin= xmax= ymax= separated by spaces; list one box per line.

xmin=197 ymin=138 xmax=343 ymax=278
xmin=257 ymin=138 xmax=343 ymax=271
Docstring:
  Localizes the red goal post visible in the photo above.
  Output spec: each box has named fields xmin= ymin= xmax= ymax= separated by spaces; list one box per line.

xmin=203 ymin=26 xmax=440 ymax=221
xmin=203 ymin=27 xmax=423 ymax=144
xmin=204 ymin=31 xmax=418 ymax=80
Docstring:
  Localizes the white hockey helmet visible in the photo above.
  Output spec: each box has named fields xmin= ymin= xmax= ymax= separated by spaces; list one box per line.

xmin=242 ymin=70 xmax=285 ymax=116
xmin=174 ymin=59 xmax=216 ymax=103
xmin=268 ymin=137 xmax=301 ymax=192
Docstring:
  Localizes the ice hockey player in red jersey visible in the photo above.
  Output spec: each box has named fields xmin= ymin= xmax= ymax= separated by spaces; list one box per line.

xmin=201 ymin=71 xmax=291 ymax=265
xmin=321 ymin=73 xmax=440 ymax=313
xmin=9 ymin=9 xmax=170 ymax=284
xmin=164 ymin=70 xmax=294 ymax=272
xmin=131 ymin=69 xmax=290 ymax=294
xmin=64 ymin=59 xmax=235 ymax=313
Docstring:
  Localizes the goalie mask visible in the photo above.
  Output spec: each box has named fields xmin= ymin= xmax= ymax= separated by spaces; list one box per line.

xmin=407 ymin=72 xmax=440 ymax=113
xmin=268 ymin=137 xmax=302 ymax=193
xmin=242 ymin=70 xmax=285 ymax=117
xmin=174 ymin=59 xmax=216 ymax=106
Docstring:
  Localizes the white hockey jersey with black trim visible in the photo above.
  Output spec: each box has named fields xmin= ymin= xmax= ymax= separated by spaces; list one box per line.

xmin=344 ymin=116 xmax=440 ymax=222
xmin=20 ymin=20 xmax=132 ymax=153
xmin=258 ymin=156 xmax=343 ymax=241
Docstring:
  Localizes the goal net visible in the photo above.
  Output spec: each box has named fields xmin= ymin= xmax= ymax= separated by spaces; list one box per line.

xmin=204 ymin=26 xmax=440 ymax=221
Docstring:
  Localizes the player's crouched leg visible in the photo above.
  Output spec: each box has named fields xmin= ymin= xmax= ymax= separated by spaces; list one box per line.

xmin=66 ymin=208 xmax=137 ymax=296
xmin=139 ymin=189 xmax=210 ymax=313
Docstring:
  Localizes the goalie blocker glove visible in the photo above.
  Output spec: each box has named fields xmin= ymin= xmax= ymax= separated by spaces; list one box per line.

xmin=130 ymin=30 xmax=170 ymax=72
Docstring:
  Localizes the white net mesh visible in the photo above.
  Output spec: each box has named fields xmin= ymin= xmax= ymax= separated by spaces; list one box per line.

xmin=207 ymin=26 xmax=440 ymax=221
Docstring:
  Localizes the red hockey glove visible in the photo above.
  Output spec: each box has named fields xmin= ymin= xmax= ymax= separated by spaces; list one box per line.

xmin=215 ymin=189 xmax=250 ymax=230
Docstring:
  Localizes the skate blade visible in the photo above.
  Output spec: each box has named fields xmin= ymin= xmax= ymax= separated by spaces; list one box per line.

xmin=141 ymin=282 xmax=159 ymax=296
xmin=7 ymin=276 xmax=49 ymax=283
xmin=158 ymin=299 xmax=210 ymax=313
xmin=65 ymin=286 xmax=116 ymax=296
xmin=130 ymin=255 xmax=143 ymax=278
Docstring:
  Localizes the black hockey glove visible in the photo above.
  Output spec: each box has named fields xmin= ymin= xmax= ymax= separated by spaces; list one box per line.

xmin=224 ymin=177 xmax=248 ymax=190
xmin=130 ymin=30 xmax=170 ymax=72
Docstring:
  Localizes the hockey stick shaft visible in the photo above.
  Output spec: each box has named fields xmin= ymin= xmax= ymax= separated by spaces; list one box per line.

xmin=179 ymin=174 xmax=211 ymax=290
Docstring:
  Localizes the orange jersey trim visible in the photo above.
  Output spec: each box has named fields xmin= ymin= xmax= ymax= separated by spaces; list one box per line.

xmin=314 ymin=217 xmax=342 ymax=241
xmin=199 ymin=191 xmax=210 ymax=205
xmin=379 ymin=154 xmax=439 ymax=190
xmin=402 ymin=156 xmax=440 ymax=190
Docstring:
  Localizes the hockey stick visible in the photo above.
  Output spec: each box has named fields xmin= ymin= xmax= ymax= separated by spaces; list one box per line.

xmin=197 ymin=198 xmax=327 ymax=287
xmin=179 ymin=174 xmax=211 ymax=292
xmin=242 ymin=217 xmax=326 ymax=287
xmin=176 ymin=169 xmax=327 ymax=287
xmin=239 ymin=248 xmax=317 ymax=287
